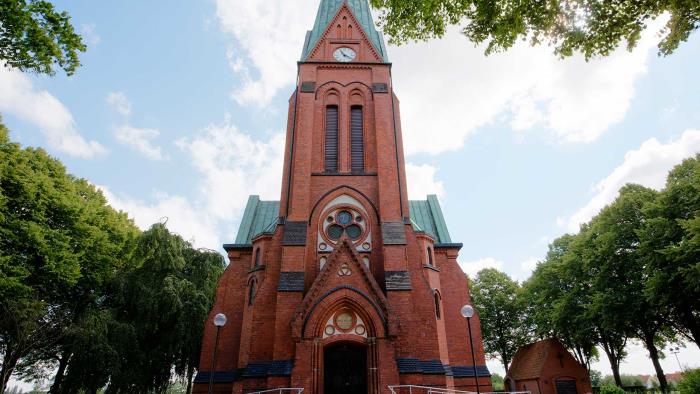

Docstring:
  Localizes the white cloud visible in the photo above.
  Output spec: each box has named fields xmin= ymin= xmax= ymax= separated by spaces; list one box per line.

xmin=459 ymin=257 xmax=504 ymax=277
xmin=213 ymin=0 xmax=317 ymax=106
xmin=392 ymin=17 xmax=666 ymax=155
xmin=0 ymin=65 xmax=106 ymax=157
xmin=406 ymin=163 xmax=444 ymax=199
xmin=81 ymin=23 xmax=101 ymax=46
xmin=563 ymin=129 xmax=700 ymax=231
xmin=107 ymin=92 xmax=165 ymax=161
xmin=102 ymin=116 xmax=284 ymax=249
xmin=106 ymin=91 xmax=132 ymax=117
xmin=176 ymin=116 xmax=285 ymax=221
xmin=114 ymin=124 xmax=165 ymax=161
xmin=99 ymin=186 xmax=220 ymax=250
xmin=518 ymin=256 xmax=539 ymax=281
xmin=213 ymin=0 xmax=666 ymax=153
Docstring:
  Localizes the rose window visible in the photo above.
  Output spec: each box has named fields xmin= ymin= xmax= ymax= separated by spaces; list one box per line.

xmin=322 ymin=207 xmax=367 ymax=244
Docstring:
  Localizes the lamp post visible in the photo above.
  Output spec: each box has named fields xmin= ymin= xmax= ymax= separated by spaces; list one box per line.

xmin=209 ymin=313 xmax=227 ymax=394
xmin=461 ymin=305 xmax=481 ymax=394
xmin=670 ymin=346 xmax=682 ymax=371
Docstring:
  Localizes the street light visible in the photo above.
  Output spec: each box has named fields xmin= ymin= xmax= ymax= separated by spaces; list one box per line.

xmin=209 ymin=313 xmax=227 ymax=394
xmin=670 ymin=346 xmax=682 ymax=371
xmin=461 ymin=305 xmax=481 ymax=394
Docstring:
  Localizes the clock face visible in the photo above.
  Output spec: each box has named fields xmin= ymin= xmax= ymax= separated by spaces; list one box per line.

xmin=333 ymin=47 xmax=356 ymax=62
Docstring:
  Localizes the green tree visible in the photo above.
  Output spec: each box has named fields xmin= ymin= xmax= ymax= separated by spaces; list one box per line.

xmin=490 ymin=373 xmax=504 ymax=391
xmin=0 ymin=0 xmax=86 ymax=75
xmin=103 ymin=224 xmax=224 ymax=394
xmin=641 ymin=155 xmax=700 ymax=347
xmin=0 ymin=122 xmax=138 ymax=392
xmin=523 ymin=235 xmax=598 ymax=371
xmin=678 ymin=368 xmax=700 ymax=394
xmin=471 ymin=268 xmax=531 ymax=372
xmin=585 ymin=185 xmax=671 ymax=391
xmin=369 ymin=0 xmax=699 ymax=58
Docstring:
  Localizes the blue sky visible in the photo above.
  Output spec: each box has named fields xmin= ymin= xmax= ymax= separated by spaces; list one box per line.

xmin=1 ymin=0 xmax=699 ymax=382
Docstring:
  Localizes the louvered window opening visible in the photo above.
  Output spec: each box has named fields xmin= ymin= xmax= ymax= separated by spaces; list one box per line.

xmin=350 ymin=106 xmax=364 ymax=172
xmin=325 ymin=106 xmax=339 ymax=172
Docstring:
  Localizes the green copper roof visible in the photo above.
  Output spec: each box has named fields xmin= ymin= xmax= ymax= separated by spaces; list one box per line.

xmin=409 ymin=195 xmax=452 ymax=244
xmin=302 ymin=0 xmax=388 ymax=62
xmin=234 ymin=196 xmax=280 ymax=244
xmin=232 ymin=195 xmax=452 ymax=246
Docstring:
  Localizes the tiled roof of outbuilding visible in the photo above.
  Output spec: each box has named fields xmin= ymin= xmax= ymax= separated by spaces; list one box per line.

xmin=301 ymin=0 xmax=388 ymax=62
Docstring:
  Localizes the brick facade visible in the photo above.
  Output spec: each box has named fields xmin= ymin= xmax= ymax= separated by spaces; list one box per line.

xmin=194 ymin=1 xmax=492 ymax=393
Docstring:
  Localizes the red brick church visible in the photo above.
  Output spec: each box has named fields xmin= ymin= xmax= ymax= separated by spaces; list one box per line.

xmin=194 ymin=1 xmax=491 ymax=392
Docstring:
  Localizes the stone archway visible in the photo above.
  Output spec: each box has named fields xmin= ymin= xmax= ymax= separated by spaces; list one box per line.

xmin=303 ymin=296 xmax=383 ymax=394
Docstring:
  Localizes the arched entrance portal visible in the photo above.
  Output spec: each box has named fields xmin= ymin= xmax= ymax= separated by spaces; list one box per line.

xmin=323 ymin=342 xmax=367 ymax=394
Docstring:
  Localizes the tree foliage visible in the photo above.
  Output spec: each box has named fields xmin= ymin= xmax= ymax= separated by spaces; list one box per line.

xmin=471 ymin=268 xmax=531 ymax=372
xmin=678 ymin=368 xmax=700 ymax=394
xmin=521 ymin=156 xmax=700 ymax=389
xmin=0 ymin=123 xmax=225 ymax=393
xmin=369 ymin=0 xmax=700 ymax=58
xmin=0 ymin=121 xmax=138 ymax=391
xmin=0 ymin=0 xmax=86 ymax=75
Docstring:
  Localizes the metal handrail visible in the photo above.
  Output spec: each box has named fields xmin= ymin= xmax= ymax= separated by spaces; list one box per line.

xmin=246 ymin=389 xmax=304 ymax=394
xmin=388 ymin=385 xmax=531 ymax=394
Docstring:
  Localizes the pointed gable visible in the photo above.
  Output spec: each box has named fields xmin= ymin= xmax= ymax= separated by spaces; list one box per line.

xmin=301 ymin=0 xmax=389 ymax=62
xmin=292 ymin=238 xmax=390 ymax=336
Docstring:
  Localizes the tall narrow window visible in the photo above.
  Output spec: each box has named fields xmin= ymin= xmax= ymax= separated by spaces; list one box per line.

xmin=434 ymin=290 xmax=441 ymax=319
xmin=427 ymin=247 xmax=434 ymax=266
xmin=248 ymin=280 xmax=257 ymax=306
xmin=350 ymin=106 xmax=364 ymax=172
xmin=254 ymin=247 xmax=261 ymax=267
xmin=325 ymin=106 xmax=339 ymax=172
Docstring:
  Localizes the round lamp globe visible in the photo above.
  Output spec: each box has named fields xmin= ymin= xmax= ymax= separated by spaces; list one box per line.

xmin=460 ymin=305 xmax=474 ymax=319
xmin=214 ymin=313 xmax=227 ymax=327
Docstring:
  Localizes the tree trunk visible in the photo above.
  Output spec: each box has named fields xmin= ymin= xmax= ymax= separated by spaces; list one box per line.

xmin=50 ymin=350 xmax=71 ymax=394
xmin=186 ymin=366 xmax=195 ymax=394
xmin=680 ymin=305 xmax=700 ymax=347
xmin=601 ymin=343 xmax=622 ymax=387
xmin=642 ymin=331 xmax=668 ymax=393
xmin=0 ymin=351 xmax=20 ymax=393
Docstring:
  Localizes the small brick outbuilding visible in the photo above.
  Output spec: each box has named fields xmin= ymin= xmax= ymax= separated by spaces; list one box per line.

xmin=505 ymin=338 xmax=592 ymax=394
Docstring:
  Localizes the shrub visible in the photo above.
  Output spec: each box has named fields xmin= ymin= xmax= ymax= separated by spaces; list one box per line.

xmin=599 ymin=385 xmax=626 ymax=394
xmin=678 ymin=368 xmax=700 ymax=394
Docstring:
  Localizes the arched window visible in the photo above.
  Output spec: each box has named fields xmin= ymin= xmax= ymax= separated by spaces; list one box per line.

xmin=325 ymin=105 xmax=339 ymax=172
xmin=254 ymin=247 xmax=261 ymax=267
xmin=427 ymin=247 xmax=434 ymax=266
xmin=248 ymin=279 xmax=257 ymax=306
xmin=350 ymin=105 xmax=364 ymax=172
xmin=433 ymin=290 xmax=441 ymax=319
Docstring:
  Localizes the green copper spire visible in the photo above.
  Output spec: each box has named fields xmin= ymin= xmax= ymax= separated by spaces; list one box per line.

xmin=301 ymin=0 xmax=388 ymax=62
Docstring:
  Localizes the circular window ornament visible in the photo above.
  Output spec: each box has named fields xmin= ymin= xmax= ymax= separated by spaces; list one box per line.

xmin=337 ymin=211 xmax=353 ymax=225
xmin=327 ymin=224 xmax=344 ymax=240
xmin=325 ymin=325 xmax=336 ymax=336
xmin=320 ymin=205 xmax=369 ymax=246
xmin=319 ymin=243 xmax=328 ymax=251
xmin=355 ymin=325 xmax=366 ymax=336
xmin=346 ymin=224 xmax=362 ymax=240
xmin=335 ymin=312 xmax=354 ymax=331
xmin=362 ymin=242 xmax=371 ymax=250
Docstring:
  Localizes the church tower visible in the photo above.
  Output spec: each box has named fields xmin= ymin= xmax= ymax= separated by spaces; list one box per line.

xmin=195 ymin=1 xmax=492 ymax=393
